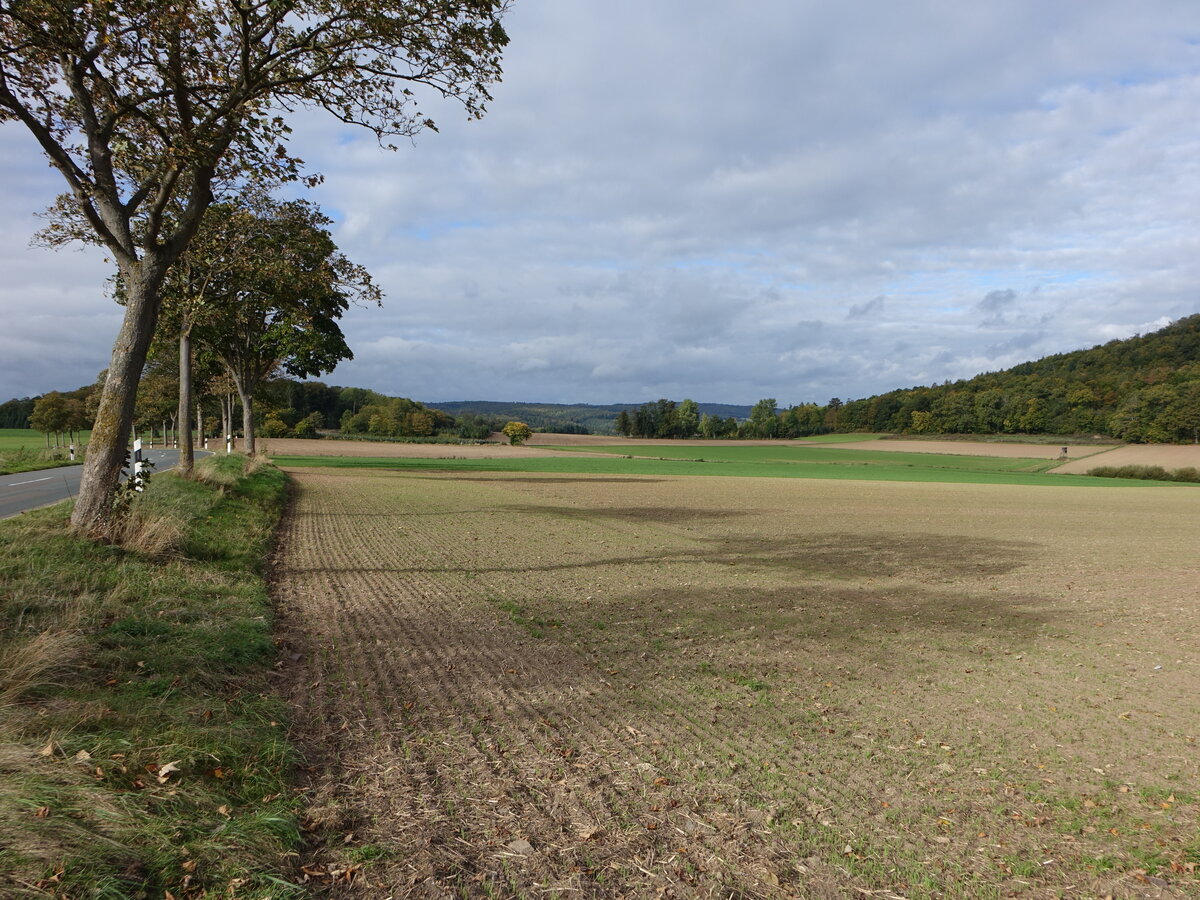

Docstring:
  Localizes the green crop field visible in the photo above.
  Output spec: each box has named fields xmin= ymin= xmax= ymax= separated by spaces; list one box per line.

xmin=0 ymin=429 xmax=87 ymax=475
xmin=553 ymin=442 xmax=1062 ymax=472
xmin=0 ymin=428 xmax=65 ymax=452
xmin=271 ymin=445 xmax=1171 ymax=487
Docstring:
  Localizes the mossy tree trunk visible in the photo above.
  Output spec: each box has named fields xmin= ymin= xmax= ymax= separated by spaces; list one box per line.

xmin=69 ymin=258 xmax=169 ymax=536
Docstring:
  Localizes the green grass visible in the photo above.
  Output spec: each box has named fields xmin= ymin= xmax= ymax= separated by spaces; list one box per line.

xmin=0 ymin=430 xmax=87 ymax=476
xmin=565 ymin=442 xmax=1063 ymax=470
xmin=271 ymin=446 xmax=1170 ymax=487
xmin=0 ymin=428 xmax=89 ymax=453
xmin=493 ymin=598 xmax=563 ymax=639
xmin=0 ymin=454 xmax=302 ymax=899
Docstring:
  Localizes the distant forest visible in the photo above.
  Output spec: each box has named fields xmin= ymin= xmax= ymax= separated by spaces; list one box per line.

xmin=4 ymin=313 xmax=1198 ymax=442
xmin=827 ymin=313 xmax=1200 ymax=443
xmin=430 ymin=400 xmax=752 ymax=436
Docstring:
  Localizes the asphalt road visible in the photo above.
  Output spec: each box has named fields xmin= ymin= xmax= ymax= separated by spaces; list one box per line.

xmin=0 ymin=449 xmax=211 ymax=520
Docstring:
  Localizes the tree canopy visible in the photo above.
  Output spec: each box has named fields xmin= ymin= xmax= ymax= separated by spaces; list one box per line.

xmin=0 ymin=0 xmax=510 ymax=534
xmin=182 ymin=196 xmax=380 ymax=454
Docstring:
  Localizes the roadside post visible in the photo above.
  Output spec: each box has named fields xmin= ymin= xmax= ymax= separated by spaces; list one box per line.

xmin=69 ymin=443 xmax=75 ymax=461
xmin=133 ymin=439 xmax=145 ymax=492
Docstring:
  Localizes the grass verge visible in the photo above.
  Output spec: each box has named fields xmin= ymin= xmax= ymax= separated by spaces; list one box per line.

xmin=0 ymin=454 xmax=302 ymax=898
xmin=0 ymin=447 xmax=82 ymax=477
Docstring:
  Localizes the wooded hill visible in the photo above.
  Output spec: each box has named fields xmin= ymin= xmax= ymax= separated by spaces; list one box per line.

xmin=828 ymin=313 xmax=1200 ymax=442
xmin=429 ymin=400 xmax=753 ymax=435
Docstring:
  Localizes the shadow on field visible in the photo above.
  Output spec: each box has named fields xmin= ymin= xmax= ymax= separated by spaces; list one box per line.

xmin=599 ymin=581 xmax=1060 ymax=656
xmin=502 ymin=502 xmax=752 ymax=526
xmin=706 ymin=531 xmax=1036 ymax=578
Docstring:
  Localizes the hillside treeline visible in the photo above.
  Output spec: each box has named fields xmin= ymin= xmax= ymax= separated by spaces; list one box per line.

xmin=429 ymin=401 xmax=619 ymax=434
xmin=9 ymin=315 xmax=1198 ymax=443
xmin=829 ymin=314 xmax=1200 ymax=442
xmin=2 ymin=377 xmax=460 ymax=443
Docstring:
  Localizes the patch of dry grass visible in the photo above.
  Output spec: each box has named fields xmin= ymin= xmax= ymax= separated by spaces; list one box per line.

xmin=0 ymin=629 xmax=84 ymax=711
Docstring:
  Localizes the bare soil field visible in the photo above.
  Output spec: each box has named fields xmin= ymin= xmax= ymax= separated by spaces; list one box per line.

xmin=273 ymin=469 xmax=1199 ymax=898
xmin=1051 ymin=444 xmax=1200 ymax=475
xmin=820 ymin=439 xmax=1120 ymax=461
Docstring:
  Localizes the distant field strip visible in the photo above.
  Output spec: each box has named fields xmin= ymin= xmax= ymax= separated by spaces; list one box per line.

xmin=271 ymin=446 xmax=1171 ymax=487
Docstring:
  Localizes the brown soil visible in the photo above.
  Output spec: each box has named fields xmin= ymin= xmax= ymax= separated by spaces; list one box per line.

xmin=273 ymin=470 xmax=1199 ymax=898
xmin=1050 ymin=444 xmax=1200 ymax=474
xmin=519 ymin=433 xmax=796 ymax=447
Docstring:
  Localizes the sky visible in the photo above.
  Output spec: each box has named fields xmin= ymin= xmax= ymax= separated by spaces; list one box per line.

xmin=3 ymin=1 xmax=1200 ymax=407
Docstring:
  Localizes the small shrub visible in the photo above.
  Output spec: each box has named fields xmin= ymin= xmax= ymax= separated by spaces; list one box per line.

xmin=195 ymin=453 xmax=246 ymax=487
xmin=502 ymin=421 xmax=533 ymax=445
xmin=260 ymin=417 xmax=291 ymax=438
xmin=1087 ymin=464 xmax=1198 ymax=483
xmin=292 ymin=412 xmax=324 ymax=439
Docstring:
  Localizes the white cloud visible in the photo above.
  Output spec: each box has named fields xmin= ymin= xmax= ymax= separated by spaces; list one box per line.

xmin=3 ymin=1 xmax=1200 ymax=405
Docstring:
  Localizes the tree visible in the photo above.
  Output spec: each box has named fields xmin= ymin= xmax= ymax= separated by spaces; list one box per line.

xmin=824 ymin=397 xmax=843 ymax=431
xmin=190 ymin=197 xmax=380 ymax=455
xmin=615 ymin=410 xmax=632 ymax=437
xmin=502 ymin=421 xmax=532 ymax=445
xmin=1 ymin=1 xmax=510 ymax=535
xmin=748 ymin=398 xmax=778 ymax=438
xmin=134 ymin=354 xmax=180 ymax=444
xmin=30 ymin=392 xmax=70 ymax=448
xmin=676 ymin=399 xmax=700 ymax=438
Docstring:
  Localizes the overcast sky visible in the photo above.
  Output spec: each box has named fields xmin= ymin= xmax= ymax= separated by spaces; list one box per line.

xmin=3 ymin=1 xmax=1200 ymax=407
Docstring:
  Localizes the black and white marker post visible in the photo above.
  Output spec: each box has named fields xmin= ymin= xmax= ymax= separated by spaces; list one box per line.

xmin=133 ymin=438 xmax=146 ymax=492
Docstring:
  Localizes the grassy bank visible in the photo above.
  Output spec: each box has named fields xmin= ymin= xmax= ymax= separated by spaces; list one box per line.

xmin=0 ymin=455 xmax=301 ymax=898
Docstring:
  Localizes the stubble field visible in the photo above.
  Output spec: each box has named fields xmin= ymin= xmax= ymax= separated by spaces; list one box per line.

xmin=273 ymin=466 xmax=1199 ymax=898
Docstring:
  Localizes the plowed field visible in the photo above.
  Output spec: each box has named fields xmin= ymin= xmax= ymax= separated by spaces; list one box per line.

xmin=273 ymin=468 xmax=1199 ymax=899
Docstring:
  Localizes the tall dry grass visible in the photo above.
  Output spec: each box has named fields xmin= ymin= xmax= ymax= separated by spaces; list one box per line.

xmin=0 ymin=629 xmax=84 ymax=712
xmin=109 ymin=504 xmax=186 ymax=556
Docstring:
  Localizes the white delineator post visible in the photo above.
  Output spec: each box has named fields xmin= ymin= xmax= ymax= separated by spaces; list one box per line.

xmin=133 ymin=438 xmax=145 ymax=492
xmin=226 ymin=434 xmax=232 ymax=454
xmin=69 ymin=443 xmax=76 ymax=461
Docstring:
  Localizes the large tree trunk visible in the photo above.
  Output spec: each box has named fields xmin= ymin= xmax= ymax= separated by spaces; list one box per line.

xmin=178 ymin=326 xmax=194 ymax=474
xmin=236 ymin=378 xmax=256 ymax=456
xmin=70 ymin=260 xmax=167 ymax=536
